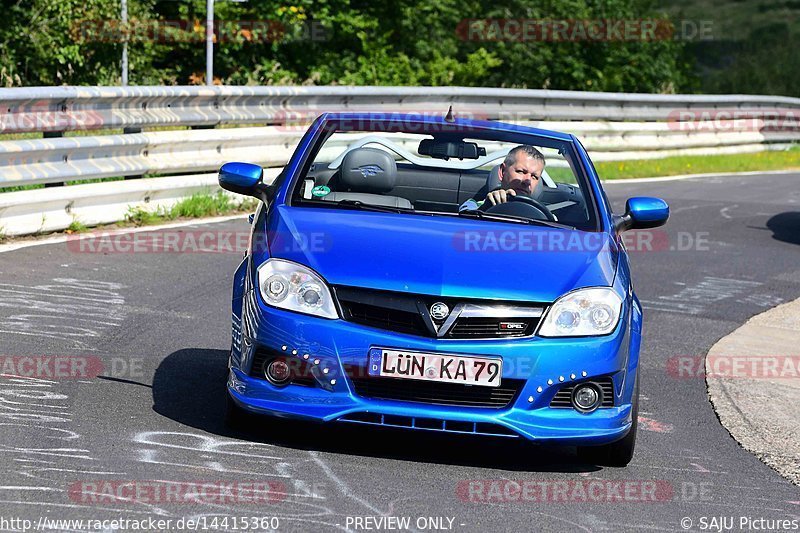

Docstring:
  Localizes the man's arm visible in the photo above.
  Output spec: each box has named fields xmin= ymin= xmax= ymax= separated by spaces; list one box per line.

xmin=460 ymin=187 xmax=518 ymax=211
xmin=458 ymin=185 xmax=488 ymax=211
xmin=458 ymin=183 xmax=490 ymax=212
xmin=459 ymin=198 xmax=484 ymax=211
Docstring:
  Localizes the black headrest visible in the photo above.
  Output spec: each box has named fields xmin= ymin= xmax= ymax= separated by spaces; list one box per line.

xmin=340 ymin=147 xmax=398 ymax=193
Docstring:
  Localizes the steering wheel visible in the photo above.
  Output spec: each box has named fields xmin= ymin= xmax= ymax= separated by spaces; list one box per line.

xmin=484 ymin=194 xmax=556 ymax=222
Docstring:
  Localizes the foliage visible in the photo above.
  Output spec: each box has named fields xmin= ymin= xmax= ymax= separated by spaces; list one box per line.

xmin=699 ymin=24 xmax=800 ymax=98
xmin=1 ymin=0 xmax=153 ymax=86
xmin=657 ymin=0 xmax=800 ymax=97
xmin=0 ymin=0 xmax=692 ymax=93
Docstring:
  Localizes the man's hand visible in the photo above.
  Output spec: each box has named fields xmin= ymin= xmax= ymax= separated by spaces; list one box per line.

xmin=485 ymin=188 xmax=516 ymax=206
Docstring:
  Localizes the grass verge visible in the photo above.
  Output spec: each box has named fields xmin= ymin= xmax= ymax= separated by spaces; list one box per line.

xmin=123 ymin=190 xmax=256 ymax=227
xmin=595 ymin=147 xmax=800 ymax=180
xmin=0 ymin=190 xmax=256 ymax=244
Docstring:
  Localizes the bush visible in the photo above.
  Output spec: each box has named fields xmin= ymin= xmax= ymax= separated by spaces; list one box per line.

xmin=0 ymin=0 xmax=693 ymax=93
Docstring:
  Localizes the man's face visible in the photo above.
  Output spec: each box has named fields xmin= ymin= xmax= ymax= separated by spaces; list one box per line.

xmin=500 ymin=152 xmax=544 ymax=196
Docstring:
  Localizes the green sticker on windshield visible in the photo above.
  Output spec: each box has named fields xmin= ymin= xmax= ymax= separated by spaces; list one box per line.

xmin=311 ymin=185 xmax=331 ymax=197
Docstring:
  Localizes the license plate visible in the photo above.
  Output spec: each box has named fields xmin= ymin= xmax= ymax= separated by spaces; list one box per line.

xmin=368 ymin=348 xmax=502 ymax=387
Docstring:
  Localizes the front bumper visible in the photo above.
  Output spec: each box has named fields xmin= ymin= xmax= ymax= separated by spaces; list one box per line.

xmin=228 ymin=290 xmax=640 ymax=445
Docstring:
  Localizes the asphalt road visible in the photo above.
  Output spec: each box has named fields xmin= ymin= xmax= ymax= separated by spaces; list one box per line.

xmin=0 ymin=172 xmax=798 ymax=532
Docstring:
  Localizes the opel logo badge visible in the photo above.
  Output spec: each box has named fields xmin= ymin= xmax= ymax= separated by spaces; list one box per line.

xmin=429 ymin=302 xmax=450 ymax=320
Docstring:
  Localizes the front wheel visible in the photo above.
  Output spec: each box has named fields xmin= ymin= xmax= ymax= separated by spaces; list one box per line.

xmin=577 ymin=376 xmax=639 ymax=467
xmin=224 ymin=391 xmax=251 ymax=430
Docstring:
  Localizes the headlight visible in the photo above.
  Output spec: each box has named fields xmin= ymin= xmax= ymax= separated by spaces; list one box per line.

xmin=256 ymin=259 xmax=338 ymax=319
xmin=537 ymin=287 xmax=623 ymax=337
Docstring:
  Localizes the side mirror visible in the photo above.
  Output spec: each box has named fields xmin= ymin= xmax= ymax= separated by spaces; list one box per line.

xmin=614 ymin=197 xmax=669 ymax=232
xmin=218 ymin=162 xmax=269 ymax=201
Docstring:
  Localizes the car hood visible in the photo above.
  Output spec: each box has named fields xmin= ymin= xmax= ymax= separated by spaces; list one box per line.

xmin=266 ymin=206 xmax=618 ymax=303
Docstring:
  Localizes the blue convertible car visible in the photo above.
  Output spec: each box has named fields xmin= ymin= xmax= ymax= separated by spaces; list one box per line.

xmin=219 ymin=112 xmax=668 ymax=466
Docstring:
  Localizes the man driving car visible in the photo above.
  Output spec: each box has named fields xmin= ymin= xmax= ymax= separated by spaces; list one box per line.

xmin=459 ymin=144 xmax=545 ymax=211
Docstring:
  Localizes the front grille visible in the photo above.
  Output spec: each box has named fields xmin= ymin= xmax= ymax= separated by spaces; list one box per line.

xmin=250 ymin=348 xmax=316 ymax=387
xmin=447 ymin=317 xmax=537 ymax=338
xmin=346 ymin=368 xmax=524 ymax=408
xmin=338 ymin=412 xmax=519 ymax=437
xmin=340 ymin=301 xmax=428 ymax=337
xmin=335 ymin=285 xmax=543 ymax=339
xmin=549 ymin=377 xmax=615 ymax=408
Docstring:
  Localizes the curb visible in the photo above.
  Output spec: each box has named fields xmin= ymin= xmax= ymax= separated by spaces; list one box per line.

xmin=0 ymin=214 xmax=248 ymax=255
xmin=705 ymin=298 xmax=800 ymax=486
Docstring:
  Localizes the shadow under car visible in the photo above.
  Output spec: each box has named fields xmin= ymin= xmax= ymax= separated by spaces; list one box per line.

xmin=151 ymin=348 xmax=602 ymax=473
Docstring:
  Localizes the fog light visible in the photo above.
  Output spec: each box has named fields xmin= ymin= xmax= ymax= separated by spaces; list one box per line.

xmin=265 ymin=358 xmax=292 ymax=386
xmin=572 ymin=383 xmax=602 ymax=413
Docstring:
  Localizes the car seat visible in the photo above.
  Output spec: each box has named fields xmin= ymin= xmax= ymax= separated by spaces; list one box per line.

xmin=322 ymin=147 xmax=413 ymax=208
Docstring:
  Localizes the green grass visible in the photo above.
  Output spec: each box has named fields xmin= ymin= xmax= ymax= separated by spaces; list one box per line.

xmin=170 ymin=190 xmax=241 ymax=218
xmin=546 ymin=167 xmax=577 ymax=183
xmin=123 ymin=190 xmax=257 ymax=228
xmin=66 ymin=219 xmax=88 ymax=233
xmin=124 ymin=206 xmax=166 ymax=227
xmin=595 ymin=148 xmax=800 ymax=180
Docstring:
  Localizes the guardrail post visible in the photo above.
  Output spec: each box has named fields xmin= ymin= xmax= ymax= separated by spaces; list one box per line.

xmin=43 ymin=131 xmax=65 ymax=187
xmin=124 ymin=126 xmax=143 ymax=180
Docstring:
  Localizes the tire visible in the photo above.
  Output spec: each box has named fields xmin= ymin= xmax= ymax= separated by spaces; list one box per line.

xmin=224 ymin=390 xmax=251 ymax=430
xmin=577 ymin=375 xmax=639 ymax=467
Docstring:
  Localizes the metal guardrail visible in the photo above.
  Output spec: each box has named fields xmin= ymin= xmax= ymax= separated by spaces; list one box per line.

xmin=0 ymin=127 xmax=298 ymax=187
xmin=4 ymin=86 xmax=800 ymax=133
xmin=1 ymin=121 xmax=796 ymax=188
xmin=1 ymin=86 xmax=799 ymax=236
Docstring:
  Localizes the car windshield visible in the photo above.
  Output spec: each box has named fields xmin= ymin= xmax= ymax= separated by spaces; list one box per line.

xmin=291 ymin=124 xmax=599 ymax=231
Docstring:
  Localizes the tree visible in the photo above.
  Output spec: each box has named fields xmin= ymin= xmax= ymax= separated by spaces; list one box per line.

xmin=0 ymin=0 xmax=693 ymax=93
